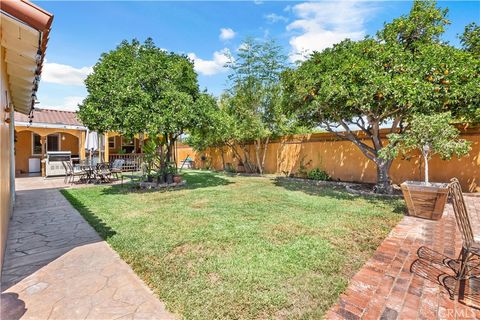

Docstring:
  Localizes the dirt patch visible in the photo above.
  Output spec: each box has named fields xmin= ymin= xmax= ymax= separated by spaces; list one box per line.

xmin=264 ymin=222 xmax=317 ymax=245
xmin=190 ymin=199 xmax=209 ymax=209
xmin=208 ymin=272 xmax=220 ymax=285
xmin=165 ymin=243 xmax=207 ymax=260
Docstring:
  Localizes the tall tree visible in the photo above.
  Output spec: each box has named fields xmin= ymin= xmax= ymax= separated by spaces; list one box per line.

xmin=78 ymin=39 xmax=203 ymax=167
xmin=460 ymin=22 xmax=480 ymax=55
xmin=225 ymin=38 xmax=289 ymax=174
xmin=185 ymin=93 xmax=235 ymax=170
xmin=282 ymin=0 xmax=479 ymax=193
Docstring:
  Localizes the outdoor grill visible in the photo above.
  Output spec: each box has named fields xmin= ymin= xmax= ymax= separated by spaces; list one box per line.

xmin=45 ymin=151 xmax=71 ymax=177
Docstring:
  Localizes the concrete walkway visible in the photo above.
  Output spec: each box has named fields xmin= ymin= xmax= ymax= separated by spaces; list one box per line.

xmin=1 ymin=177 xmax=175 ymax=320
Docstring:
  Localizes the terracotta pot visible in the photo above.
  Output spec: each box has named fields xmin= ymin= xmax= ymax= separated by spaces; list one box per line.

xmin=401 ymin=181 xmax=449 ymax=220
xmin=173 ymin=175 xmax=182 ymax=184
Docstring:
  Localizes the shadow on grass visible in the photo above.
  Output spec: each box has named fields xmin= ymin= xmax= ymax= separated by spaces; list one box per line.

xmin=273 ymin=177 xmax=406 ymax=215
xmin=61 ymin=189 xmax=117 ymax=240
xmin=97 ymin=170 xmax=234 ymax=196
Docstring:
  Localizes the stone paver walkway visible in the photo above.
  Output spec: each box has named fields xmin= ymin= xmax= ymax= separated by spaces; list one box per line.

xmin=1 ymin=177 xmax=175 ymax=320
xmin=326 ymin=195 xmax=480 ymax=320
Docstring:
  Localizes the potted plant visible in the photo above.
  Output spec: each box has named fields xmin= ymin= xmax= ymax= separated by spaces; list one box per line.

xmin=173 ymin=173 xmax=182 ymax=184
xmin=163 ymin=162 xmax=176 ymax=184
xmin=155 ymin=170 xmax=165 ymax=184
xmin=380 ymin=113 xmax=471 ymax=220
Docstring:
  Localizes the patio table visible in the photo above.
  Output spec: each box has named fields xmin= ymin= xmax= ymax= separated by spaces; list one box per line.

xmin=78 ymin=164 xmax=97 ymax=183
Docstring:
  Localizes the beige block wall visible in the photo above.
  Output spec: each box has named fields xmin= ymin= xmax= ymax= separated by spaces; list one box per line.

xmin=1 ymin=47 xmax=12 ymax=270
xmin=176 ymin=127 xmax=480 ymax=193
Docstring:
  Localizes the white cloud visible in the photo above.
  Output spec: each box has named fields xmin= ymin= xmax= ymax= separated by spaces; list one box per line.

xmin=42 ymin=61 xmax=93 ymax=86
xmin=188 ymin=49 xmax=231 ymax=76
xmin=219 ymin=28 xmax=236 ymax=41
xmin=287 ymin=1 xmax=377 ymax=62
xmin=253 ymin=0 xmax=263 ymax=4
xmin=38 ymin=96 xmax=85 ymax=112
xmin=265 ymin=13 xmax=288 ymax=23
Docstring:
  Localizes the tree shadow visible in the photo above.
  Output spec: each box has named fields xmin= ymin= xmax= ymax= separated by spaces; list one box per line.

xmin=273 ymin=177 xmax=406 ymax=214
xmin=0 ymin=293 xmax=26 ymax=320
xmin=97 ymin=170 xmax=233 ymax=195
xmin=61 ymin=190 xmax=117 ymax=240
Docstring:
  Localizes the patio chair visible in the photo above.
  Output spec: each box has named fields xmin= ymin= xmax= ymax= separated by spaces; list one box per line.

xmin=110 ymin=159 xmax=125 ymax=179
xmin=64 ymin=161 xmax=86 ymax=184
xmin=448 ymin=178 xmax=480 ymax=298
xmin=96 ymin=162 xmax=112 ymax=183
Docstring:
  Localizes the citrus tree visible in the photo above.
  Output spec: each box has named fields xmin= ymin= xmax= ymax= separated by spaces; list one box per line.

xmin=185 ymin=93 xmax=236 ymax=170
xmin=282 ymin=0 xmax=479 ymax=193
xmin=380 ymin=113 xmax=471 ymax=184
xmin=78 ymin=38 xmax=209 ymax=169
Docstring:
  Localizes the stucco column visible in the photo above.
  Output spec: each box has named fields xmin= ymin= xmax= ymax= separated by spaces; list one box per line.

xmin=40 ymin=135 xmax=46 ymax=177
xmin=104 ymin=132 xmax=109 ymax=162
xmin=79 ymin=131 xmax=86 ymax=160
xmin=9 ymin=107 xmax=15 ymax=210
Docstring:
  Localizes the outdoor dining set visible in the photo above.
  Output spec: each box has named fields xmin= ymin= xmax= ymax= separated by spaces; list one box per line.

xmin=62 ymin=159 xmax=125 ymax=184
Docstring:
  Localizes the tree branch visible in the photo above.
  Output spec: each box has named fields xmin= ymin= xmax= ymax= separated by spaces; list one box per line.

xmin=325 ymin=121 xmax=377 ymax=162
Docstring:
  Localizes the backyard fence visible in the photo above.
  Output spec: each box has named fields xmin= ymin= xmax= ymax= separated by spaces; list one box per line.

xmin=176 ymin=125 xmax=480 ymax=192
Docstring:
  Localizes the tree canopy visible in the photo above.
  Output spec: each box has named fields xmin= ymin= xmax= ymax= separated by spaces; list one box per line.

xmin=78 ymin=38 xmax=212 ymax=165
xmin=380 ymin=113 xmax=471 ymax=183
xmin=282 ymin=0 xmax=479 ymax=193
xmin=223 ymin=37 xmax=289 ymax=173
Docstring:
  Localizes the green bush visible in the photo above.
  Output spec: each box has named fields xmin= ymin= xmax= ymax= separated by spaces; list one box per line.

xmin=307 ymin=168 xmax=330 ymax=181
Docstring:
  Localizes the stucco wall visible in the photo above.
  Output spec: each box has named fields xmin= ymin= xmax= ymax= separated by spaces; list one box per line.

xmin=108 ymin=135 xmax=141 ymax=154
xmin=14 ymin=130 xmax=80 ymax=174
xmin=177 ymin=126 xmax=480 ymax=192
xmin=1 ymin=47 xmax=12 ymax=270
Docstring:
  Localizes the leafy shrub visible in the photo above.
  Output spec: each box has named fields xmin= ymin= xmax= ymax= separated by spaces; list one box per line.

xmin=307 ymin=168 xmax=330 ymax=181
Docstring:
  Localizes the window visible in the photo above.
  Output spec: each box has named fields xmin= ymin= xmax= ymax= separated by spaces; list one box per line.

xmin=121 ymin=137 xmax=135 ymax=153
xmin=32 ymin=133 xmax=42 ymax=155
xmin=108 ymin=136 xmax=116 ymax=149
xmin=47 ymin=134 xmax=60 ymax=151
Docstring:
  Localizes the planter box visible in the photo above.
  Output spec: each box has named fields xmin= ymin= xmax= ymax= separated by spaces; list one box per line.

xmin=401 ymin=181 xmax=449 ymax=220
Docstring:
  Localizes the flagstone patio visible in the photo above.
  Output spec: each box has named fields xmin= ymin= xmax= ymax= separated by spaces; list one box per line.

xmin=326 ymin=195 xmax=480 ymax=320
xmin=1 ymin=177 xmax=175 ymax=320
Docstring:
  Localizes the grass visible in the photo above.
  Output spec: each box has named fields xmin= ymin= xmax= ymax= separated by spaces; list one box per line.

xmin=61 ymin=170 xmax=404 ymax=319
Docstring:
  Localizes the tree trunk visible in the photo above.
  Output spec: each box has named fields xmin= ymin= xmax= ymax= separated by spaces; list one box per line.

xmin=220 ymin=146 xmax=226 ymax=171
xmin=261 ymin=136 xmax=270 ymax=174
xmin=375 ymin=158 xmax=393 ymax=194
xmin=255 ymin=139 xmax=262 ymax=174
xmin=241 ymin=145 xmax=254 ymax=173
xmin=422 ymin=148 xmax=430 ymax=184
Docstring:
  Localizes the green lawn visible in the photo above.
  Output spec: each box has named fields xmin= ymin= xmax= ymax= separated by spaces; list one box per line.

xmin=61 ymin=170 xmax=404 ymax=319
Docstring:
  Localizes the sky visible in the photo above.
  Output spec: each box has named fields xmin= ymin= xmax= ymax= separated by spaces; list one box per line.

xmin=35 ymin=0 xmax=480 ymax=111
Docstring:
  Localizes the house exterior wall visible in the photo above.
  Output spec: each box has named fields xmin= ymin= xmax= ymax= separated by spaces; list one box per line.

xmin=14 ymin=129 xmax=80 ymax=174
xmin=0 ymin=47 xmax=13 ymax=270
xmin=108 ymin=134 xmax=141 ymax=154
xmin=177 ymin=126 xmax=480 ymax=192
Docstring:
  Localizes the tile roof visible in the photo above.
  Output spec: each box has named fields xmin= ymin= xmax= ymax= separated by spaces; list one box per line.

xmin=15 ymin=108 xmax=83 ymax=127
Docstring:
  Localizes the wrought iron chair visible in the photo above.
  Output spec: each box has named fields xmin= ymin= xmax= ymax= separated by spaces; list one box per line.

xmin=96 ymin=162 xmax=112 ymax=183
xmin=110 ymin=159 xmax=125 ymax=179
xmin=62 ymin=161 xmax=85 ymax=184
xmin=448 ymin=178 xmax=480 ymax=299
